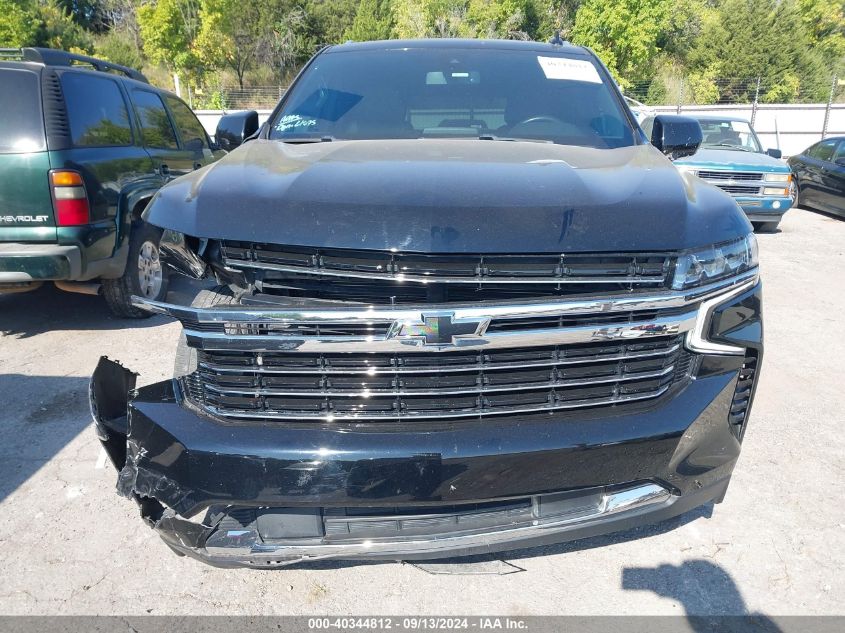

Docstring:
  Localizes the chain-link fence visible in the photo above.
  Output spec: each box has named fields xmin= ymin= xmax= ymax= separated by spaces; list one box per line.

xmin=192 ymin=86 xmax=288 ymax=110
xmin=203 ymin=75 xmax=843 ymax=111
xmin=193 ymin=75 xmax=845 ymax=156
xmin=625 ymin=75 xmax=843 ymax=109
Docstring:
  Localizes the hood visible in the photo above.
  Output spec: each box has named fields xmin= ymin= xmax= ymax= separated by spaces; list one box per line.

xmin=677 ymin=148 xmax=789 ymax=173
xmin=144 ymin=139 xmax=750 ymax=253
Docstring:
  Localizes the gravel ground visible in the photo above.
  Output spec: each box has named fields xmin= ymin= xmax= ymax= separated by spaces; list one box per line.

xmin=0 ymin=207 xmax=843 ymax=616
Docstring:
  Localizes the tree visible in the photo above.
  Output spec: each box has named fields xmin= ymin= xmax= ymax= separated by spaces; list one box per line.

xmin=137 ymin=0 xmax=201 ymax=77
xmin=685 ymin=0 xmax=828 ymax=102
xmin=0 ymin=0 xmax=40 ymax=47
xmin=95 ymin=29 xmax=143 ymax=68
xmin=533 ymin=0 xmax=581 ymax=40
xmin=571 ymin=0 xmax=671 ymax=86
xmin=345 ymin=0 xmax=393 ymax=41
xmin=798 ymin=0 xmax=845 ymax=67
xmin=391 ymin=0 xmax=539 ymax=39
xmin=262 ymin=5 xmax=316 ymax=82
xmin=196 ymin=0 xmax=261 ymax=88
xmin=465 ymin=0 xmax=539 ymax=39
xmin=306 ymin=0 xmax=359 ymax=44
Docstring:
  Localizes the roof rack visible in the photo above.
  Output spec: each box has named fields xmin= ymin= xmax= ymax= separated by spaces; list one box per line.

xmin=10 ymin=47 xmax=149 ymax=83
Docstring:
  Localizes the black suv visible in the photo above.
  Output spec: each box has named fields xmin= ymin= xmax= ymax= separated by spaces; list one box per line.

xmin=0 ymin=48 xmax=223 ymax=316
xmin=92 ymin=39 xmax=763 ymax=567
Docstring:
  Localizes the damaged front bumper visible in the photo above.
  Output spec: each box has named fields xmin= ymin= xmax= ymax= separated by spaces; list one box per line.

xmin=90 ymin=297 xmax=761 ymax=568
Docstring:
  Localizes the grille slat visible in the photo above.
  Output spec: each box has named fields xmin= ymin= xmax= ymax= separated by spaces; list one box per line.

xmin=185 ymin=337 xmax=689 ymax=422
xmin=716 ymin=184 xmax=762 ymax=195
xmin=221 ymin=242 xmax=672 ymax=304
xmin=697 ymin=170 xmax=763 ymax=181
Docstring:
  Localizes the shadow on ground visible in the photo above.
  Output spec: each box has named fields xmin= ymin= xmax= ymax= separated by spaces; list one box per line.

xmin=0 ymin=276 xmax=206 ymax=504
xmin=0 ymin=374 xmax=92 ymax=504
xmin=624 ymin=559 xmax=784 ymax=628
xmin=0 ymin=276 xmax=205 ymax=339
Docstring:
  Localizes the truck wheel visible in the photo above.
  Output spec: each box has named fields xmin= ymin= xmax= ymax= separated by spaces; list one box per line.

xmin=103 ymin=222 xmax=170 ymax=318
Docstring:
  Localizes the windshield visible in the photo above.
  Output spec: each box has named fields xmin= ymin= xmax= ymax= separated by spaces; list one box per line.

xmin=269 ymin=47 xmax=636 ymax=149
xmin=0 ymin=69 xmax=46 ymax=153
xmin=697 ymin=119 xmax=762 ymax=152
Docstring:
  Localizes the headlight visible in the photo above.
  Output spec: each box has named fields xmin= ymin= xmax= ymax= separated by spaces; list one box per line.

xmin=676 ymin=165 xmax=698 ymax=176
xmin=763 ymin=173 xmax=790 ymax=183
xmin=672 ymin=234 xmax=758 ymax=290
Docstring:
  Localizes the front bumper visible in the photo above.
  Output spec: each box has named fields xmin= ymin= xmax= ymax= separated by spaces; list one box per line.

xmin=91 ymin=281 xmax=763 ymax=567
xmin=736 ymin=196 xmax=793 ymax=222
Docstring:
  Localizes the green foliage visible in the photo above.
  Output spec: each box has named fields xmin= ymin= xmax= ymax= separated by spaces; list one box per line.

xmin=345 ymin=0 xmax=394 ymax=41
xmin=95 ymin=29 xmax=143 ymax=68
xmin=307 ymin=0 xmax=360 ymax=44
xmin=137 ymin=0 xmax=201 ymax=75
xmin=797 ymin=0 xmax=845 ymax=66
xmin=685 ymin=0 xmax=829 ymax=102
xmin=0 ymin=0 xmax=92 ymax=51
xmin=0 ymin=0 xmax=40 ymax=47
xmin=533 ymin=0 xmax=581 ymax=39
xmin=391 ymin=0 xmax=539 ymax=39
xmin=572 ymin=0 xmax=671 ymax=86
xmin=1 ymin=0 xmax=842 ymax=104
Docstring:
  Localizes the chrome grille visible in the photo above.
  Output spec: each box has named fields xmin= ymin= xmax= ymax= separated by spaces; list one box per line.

xmin=716 ymin=184 xmax=762 ymax=195
xmin=183 ymin=337 xmax=691 ymax=422
xmin=138 ymin=258 xmax=760 ymax=426
xmin=695 ymin=171 xmax=765 ymax=198
xmin=697 ymin=170 xmax=762 ymax=181
xmin=220 ymin=242 xmax=673 ymax=304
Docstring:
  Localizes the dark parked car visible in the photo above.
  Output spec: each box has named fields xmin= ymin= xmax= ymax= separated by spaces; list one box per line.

xmin=0 ymin=48 xmax=223 ymax=316
xmin=91 ymin=39 xmax=763 ymax=568
xmin=788 ymin=136 xmax=845 ymax=218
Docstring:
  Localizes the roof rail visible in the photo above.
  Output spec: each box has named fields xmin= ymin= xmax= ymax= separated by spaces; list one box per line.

xmin=19 ymin=47 xmax=148 ymax=83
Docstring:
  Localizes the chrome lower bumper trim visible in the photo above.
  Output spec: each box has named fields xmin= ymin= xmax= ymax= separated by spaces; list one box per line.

xmin=197 ymin=483 xmax=672 ymax=564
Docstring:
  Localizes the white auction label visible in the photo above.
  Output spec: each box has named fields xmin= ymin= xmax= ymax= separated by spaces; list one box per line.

xmin=537 ymin=56 xmax=602 ymax=83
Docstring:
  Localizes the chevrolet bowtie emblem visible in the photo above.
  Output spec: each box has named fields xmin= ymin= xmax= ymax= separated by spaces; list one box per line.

xmin=389 ymin=312 xmax=491 ymax=347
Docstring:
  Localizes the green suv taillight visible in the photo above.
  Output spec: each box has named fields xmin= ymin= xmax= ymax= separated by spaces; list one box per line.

xmin=49 ymin=169 xmax=90 ymax=225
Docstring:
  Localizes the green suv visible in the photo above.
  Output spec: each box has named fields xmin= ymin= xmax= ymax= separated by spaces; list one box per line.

xmin=0 ymin=48 xmax=223 ymax=316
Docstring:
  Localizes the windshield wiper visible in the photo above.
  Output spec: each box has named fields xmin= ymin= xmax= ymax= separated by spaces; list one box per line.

xmin=281 ymin=135 xmax=335 ymax=144
xmin=704 ymin=143 xmax=752 ymax=151
xmin=478 ymin=134 xmax=553 ymax=144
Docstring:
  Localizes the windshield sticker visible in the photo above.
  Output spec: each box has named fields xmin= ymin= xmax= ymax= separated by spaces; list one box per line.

xmin=274 ymin=114 xmax=317 ymax=133
xmin=537 ymin=57 xmax=602 ymax=84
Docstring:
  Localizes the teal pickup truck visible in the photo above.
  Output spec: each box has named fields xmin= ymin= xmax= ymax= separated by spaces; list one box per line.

xmin=642 ymin=115 xmax=793 ymax=232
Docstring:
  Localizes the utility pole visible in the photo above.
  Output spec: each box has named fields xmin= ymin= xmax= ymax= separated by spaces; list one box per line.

xmin=677 ymin=78 xmax=684 ymax=114
xmin=822 ymin=74 xmax=838 ymax=139
xmin=751 ymin=77 xmax=761 ymax=127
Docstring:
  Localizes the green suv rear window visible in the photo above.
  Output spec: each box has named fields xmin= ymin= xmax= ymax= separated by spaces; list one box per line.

xmin=0 ymin=68 xmax=46 ymax=153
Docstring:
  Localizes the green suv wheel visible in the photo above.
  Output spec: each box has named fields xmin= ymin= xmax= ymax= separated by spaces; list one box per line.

xmin=103 ymin=222 xmax=169 ymax=318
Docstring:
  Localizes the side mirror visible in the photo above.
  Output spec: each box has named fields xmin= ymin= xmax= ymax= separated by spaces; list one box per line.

xmin=835 ymin=157 xmax=845 ymax=167
xmin=650 ymin=115 xmax=702 ymax=160
xmin=215 ymin=110 xmax=259 ymax=152
xmin=766 ymin=148 xmax=783 ymax=159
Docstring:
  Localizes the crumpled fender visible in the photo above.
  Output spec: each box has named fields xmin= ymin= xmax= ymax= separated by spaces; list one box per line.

xmin=89 ymin=356 xmax=215 ymax=546
xmin=89 ymin=356 xmax=137 ymax=470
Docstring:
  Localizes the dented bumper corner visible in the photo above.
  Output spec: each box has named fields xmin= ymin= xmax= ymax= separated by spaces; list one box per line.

xmin=89 ymin=349 xmax=749 ymax=568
